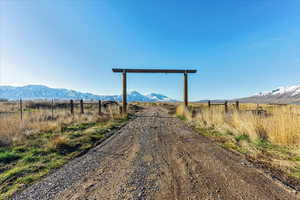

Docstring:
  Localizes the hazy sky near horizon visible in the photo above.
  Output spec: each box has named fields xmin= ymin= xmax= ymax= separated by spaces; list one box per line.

xmin=1 ymin=0 xmax=300 ymax=100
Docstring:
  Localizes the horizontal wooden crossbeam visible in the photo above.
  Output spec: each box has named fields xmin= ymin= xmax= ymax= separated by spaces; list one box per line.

xmin=112 ymin=68 xmax=197 ymax=73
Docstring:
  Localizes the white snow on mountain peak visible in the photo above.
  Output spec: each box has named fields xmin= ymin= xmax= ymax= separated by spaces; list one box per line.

xmin=146 ymin=93 xmax=173 ymax=102
xmin=255 ymin=85 xmax=300 ymax=97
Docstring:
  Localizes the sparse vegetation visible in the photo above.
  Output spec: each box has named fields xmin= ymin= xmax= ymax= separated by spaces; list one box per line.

xmin=0 ymin=101 xmax=128 ymax=199
xmin=176 ymin=103 xmax=300 ymax=182
xmin=0 ymin=101 xmax=122 ymax=146
xmin=177 ymin=103 xmax=300 ymax=146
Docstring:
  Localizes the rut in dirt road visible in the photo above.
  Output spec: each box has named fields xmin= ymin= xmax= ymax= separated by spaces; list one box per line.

xmin=13 ymin=107 xmax=298 ymax=200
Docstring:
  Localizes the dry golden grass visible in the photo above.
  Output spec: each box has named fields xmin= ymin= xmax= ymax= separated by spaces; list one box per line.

xmin=47 ymin=135 xmax=70 ymax=151
xmin=176 ymin=104 xmax=192 ymax=120
xmin=178 ymin=103 xmax=300 ymax=147
xmin=0 ymin=101 xmax=20 ymax=113
xmin=0 ymin=101 xmax=122 ymax=146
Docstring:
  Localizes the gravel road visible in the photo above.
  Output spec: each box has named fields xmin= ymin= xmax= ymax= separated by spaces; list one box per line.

xmin=13 ymin=107 xmax=298 ymax=200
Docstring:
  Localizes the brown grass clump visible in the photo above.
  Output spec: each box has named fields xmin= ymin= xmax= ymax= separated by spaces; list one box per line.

xmin=46 ymin=135 xmax=75 ymax=154
xmin=176 ymin=104 xmax=192 ymax=120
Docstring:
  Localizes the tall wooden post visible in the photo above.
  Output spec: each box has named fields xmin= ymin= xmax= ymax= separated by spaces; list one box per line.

xmin=80 ymin=99 xmax=84 ymax=114
xmin=70 ymin=100 xmax=74 ymax=115
xmin=208 ymin=100 xmax=211 ymax=109
xmin=20 ymin=99 xmax=23 ymax=121
xmin=184 ymin=72 xmax=188 ymax=107
xmin=225 ymin=101 xmax=228 ymax=113
xmin=236 ymin=101 xmax=240 ymax=111
xmin=98 ymin=100 xmax=102 ymax=115
xmin=122 ymin=70 xmax=127 ymax=114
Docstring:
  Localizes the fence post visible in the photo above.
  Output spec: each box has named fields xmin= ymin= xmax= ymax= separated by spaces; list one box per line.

xmin=20 ymin=98 xmax=23 ymax=121
xmin=80 ymin=99 xmax=84 ymax=114
xmin=70 ymin=99 xmax=74 ymax=115
xmin=51 ymin=99 xmax=54 ymax=119
xmin=98 ymin=100 xmax=101 ymax=115
xmin=224 ymin=101 xmax=228 ymax=113
xmin=208 ymin=100 xmax=211 ymax=109
xmin=236 ymin=101 xmax=239 ymax=111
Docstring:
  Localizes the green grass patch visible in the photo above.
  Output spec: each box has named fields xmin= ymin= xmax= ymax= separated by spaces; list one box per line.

xmin=254 ymin=139 xmax=273 ymax=149
xmin=47 ymin=157 xmax=67 ymax=169
xmin=22 ymin=153 xmax=39 ymax=163
xmin=196 ymin=127 xmax=228 ymax=137
xmin=235 ymin=134 xmax=249 ymax=142
xmin=254 ymin=139 xmax=291 ymax=155
xmin=221 ymin=142 xmax=248 ymax=154
xmin=40 ymin=132 xmax=53 ymax=139
xmin=68 ymin=131 xmax=82 ymax=139
xmin=62 ymin=122 xmax=96 ymax=132
xmin=291 ymin=156 xmax=300 ymax=162
xmin=88 ymin=133 xmax=105 ymax=142
xmin=0 ymin=117 xmax=129 ymax=199
xmin=290 ymin=167 xmax=300 ymax=179
xmin=177 ymin=115 xmax=187 ymax=121
xmin=0 ymin=151 xmax=20 ymax=164
xmin=0 ymin=165 xmax=32 ymax=184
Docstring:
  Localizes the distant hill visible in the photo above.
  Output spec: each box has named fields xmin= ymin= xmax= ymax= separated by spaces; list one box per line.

xmin=239 ymin=85 xmax=300 ymax=104
xmin=0 ymin=85 xmax=177 ymax=102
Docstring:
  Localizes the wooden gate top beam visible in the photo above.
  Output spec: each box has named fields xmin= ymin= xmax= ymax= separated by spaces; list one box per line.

xmin=112 ymin=68 xmax=197 ymax=73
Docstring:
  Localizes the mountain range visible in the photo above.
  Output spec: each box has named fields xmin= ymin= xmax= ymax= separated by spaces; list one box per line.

xmin=0 ymin=85 xmax=176 ymax=102
xmin=239 ymin=85 xmax=300 ymax=104
xmin=1 ymin=84 xmax=300 ymax=104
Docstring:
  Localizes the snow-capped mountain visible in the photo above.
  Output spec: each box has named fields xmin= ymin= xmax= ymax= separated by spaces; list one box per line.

xmin=239 ymin=85 xmax=300 ymax=104
xmin=146 ymin=93 xmax=174 ymax=102
xmin=0 ymin=85 xmax=177 ymax=102
xmin=255 ymin=85 xmax=300 ymax=97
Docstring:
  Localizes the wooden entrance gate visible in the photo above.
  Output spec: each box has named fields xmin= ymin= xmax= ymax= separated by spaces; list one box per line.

xmin=112 ymin=68 xmax=197 ymax=113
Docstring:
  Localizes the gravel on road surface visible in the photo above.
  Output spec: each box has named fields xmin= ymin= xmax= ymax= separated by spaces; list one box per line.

xmin=12 ymin=107 xmax=299 ymax=200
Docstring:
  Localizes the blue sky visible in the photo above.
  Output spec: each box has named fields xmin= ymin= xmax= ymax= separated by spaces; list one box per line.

xmin=1 ymin=0 xmax=300 ymax=100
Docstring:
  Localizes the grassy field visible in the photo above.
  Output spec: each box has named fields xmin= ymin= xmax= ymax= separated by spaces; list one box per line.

xmin=176 ymin=103 xmax=300 ymax=184
xmin=0 ymin=101 xmax=128 ymax=199
xmin=2 ymin=100 xmax=300 ymax=197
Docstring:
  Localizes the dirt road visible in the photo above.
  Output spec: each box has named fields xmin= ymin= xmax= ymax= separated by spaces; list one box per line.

xmin=13 ymin=107 xmax=298 ymax=200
